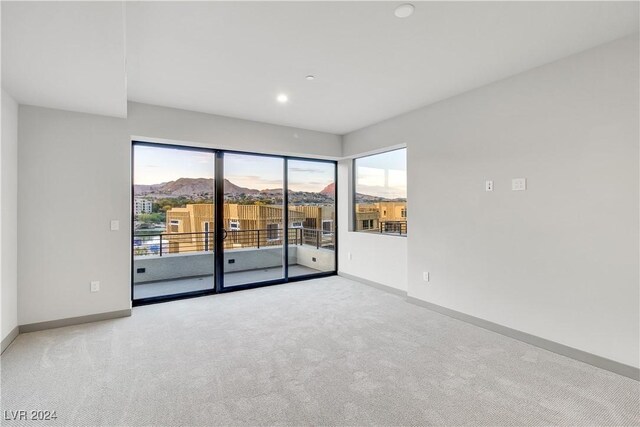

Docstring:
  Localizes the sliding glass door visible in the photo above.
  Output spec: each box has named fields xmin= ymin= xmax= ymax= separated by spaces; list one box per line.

xmin=222 ymin=153 xmax=285 ymax=288
xmin=132 ymin=143 xmax=215 ymax=301
xmin=287 ymin=159 xmax=336 ymax=277
xmin=131 ymin=142 xmax=337 ymax=305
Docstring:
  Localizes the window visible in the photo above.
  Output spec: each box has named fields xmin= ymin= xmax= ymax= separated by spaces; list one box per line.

xmin=291 ymin=221 xmax=303 ymax=228
xmin=322 ymin=219 xmax=333 ymax=235
xmin=354 ymin=148 xmax=407 ymax=236
xmin=267 ymin=223 xmax=280 ymax=240
xmin=361 ymin=219 xmax=374 ymax=230
xmin=169 ymin=219 xmax=180 ymax=233
xmin=229 ymin=220 xmax=240 ymax=231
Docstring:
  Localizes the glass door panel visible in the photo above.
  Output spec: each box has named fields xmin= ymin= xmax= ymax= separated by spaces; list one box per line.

xmin=287 ymin=159 xmax=336 ymax=277
xmin=133 ymin=142 xmax=337 ymax=304
xmin=222 ymin=153 xmax=284 ymax=287
xmin=132 ymin=143 xmax=215 ymax=300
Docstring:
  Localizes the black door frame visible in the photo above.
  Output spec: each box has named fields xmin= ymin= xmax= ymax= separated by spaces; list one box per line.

xmin=131 ymin=140 xmax=338 ymax=306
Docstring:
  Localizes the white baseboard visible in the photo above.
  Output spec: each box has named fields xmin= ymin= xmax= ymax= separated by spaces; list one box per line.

xmin=1 ymin=326 xmax=19 ymax=354
xmin=339 ymin=272 xmax=639 ymax=381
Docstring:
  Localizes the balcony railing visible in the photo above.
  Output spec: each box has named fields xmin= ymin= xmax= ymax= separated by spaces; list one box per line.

xmin=133 ymin=227 xmax=335 ymax=257
xmin=379 ymin=221 xmax=407 ymax=236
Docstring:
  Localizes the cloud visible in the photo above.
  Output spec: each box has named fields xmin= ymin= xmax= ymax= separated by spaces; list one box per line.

xmin=289 ymin=167 xmax=325 ymax=174
xmin=227 ymin=175 xmax=283 ymax=189
xmin=190 ymin=153 xmax=214 ymax=164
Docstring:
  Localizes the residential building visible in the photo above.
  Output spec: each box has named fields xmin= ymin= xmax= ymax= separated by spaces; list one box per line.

xmin=164 ymin=203 xmax=314 ymax=251
xmin=354 ymin=201 xmax=406 ymax=234
xmin=134 ymin=198 xmax=153 ymax=215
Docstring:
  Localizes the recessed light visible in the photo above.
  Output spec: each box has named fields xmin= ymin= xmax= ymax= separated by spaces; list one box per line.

xmin=305 ymin=75 xmax=315 ymax=81
xmin=277 ymin=94 xmax=288 ymax=103
xmin=394 ymin=3 xmax=414 ymax=18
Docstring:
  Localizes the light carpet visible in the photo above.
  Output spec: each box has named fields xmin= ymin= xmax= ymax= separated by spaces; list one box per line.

xmin=1 ymin=276 xmax=638 ymax=426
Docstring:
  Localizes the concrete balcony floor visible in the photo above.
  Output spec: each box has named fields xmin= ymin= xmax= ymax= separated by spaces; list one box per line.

xmin=134 ymin=264 xmax=322 ymax=299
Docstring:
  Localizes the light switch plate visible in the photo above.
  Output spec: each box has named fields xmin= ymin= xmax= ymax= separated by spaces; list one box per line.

xmin=90 ymin=281 xmax=100 ymax=292
xmin=110 ymin=220 xmax=119 ymax=231
xmin=512 ymin=178 xmax=526 ymax=191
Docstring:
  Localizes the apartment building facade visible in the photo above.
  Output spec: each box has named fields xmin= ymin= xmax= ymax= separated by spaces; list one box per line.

xmin=354 ymin=201 xmax=407 ymax=233
xmin=165 ymin=203 xmax=336 ymax=252
xmin=134 ymin=198 xmax=153 ymax=215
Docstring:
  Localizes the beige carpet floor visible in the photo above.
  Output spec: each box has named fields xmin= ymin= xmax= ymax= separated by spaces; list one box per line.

xmin=1 ymin=276 xmax=638 ymax=426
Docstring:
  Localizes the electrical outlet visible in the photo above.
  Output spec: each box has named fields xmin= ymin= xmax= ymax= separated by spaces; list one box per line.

xmin=110 ymin=220 xmax=119 ymax=231
xmin=90 ymin=281 xmax=100 ymax=292
xmin=485 ymin=180 xmax=493 ymax=192
xmin=512 ymin=178 xmax=526 ymax=191
xmin=423 ymin=272 xmax=430 ymax=282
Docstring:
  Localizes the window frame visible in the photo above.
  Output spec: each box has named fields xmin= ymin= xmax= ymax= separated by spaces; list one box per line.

xmin=360 ymin=219 xmax=374 ymax=230
xmin=322 ymin=219 xmax=333 ymax=236
xmin=266 ymin=223 xmax=280 ymax=241
xmin=169 ymin=219 xmax=181 ymax=233
xmin=352 ymin=147 xmax=407 ymax=237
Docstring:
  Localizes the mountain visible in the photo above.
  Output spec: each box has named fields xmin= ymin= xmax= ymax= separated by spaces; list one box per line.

xmin=320 ymin=182 xmax=335 ymax=196
xmin=134 ymin=177 xmax=345 ymax=201
xmin=134 ymin=178 xmax=259 ymax=197
xmin=160 ymin=178 xmax=214 ymax=196
xmin=318 ymin=182 xmax=403 ymax=202
xmin=262 ymin=183 xmax=335 ymax=196
xmin=132 ymin=183 xmax=166 ymax=194
xmin=355 ymin=192 xmax=406 ymax=203
xmin=260 ymin=188 xmax=283 ymax=194
xmin=224 ymin=179 xmax=259 ymax=195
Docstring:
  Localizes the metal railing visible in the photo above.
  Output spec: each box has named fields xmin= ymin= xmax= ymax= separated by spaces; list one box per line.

xmin=379 ymin=221 xmax=407 ymax=236
xmin=133 ymin=231 xmax=212 ymax=257
xmin=133 ymin=227 xmax=335 ymax=257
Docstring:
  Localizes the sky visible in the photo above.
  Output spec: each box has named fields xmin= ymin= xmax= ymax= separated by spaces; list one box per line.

xmin=134 ymin=145 xmax=214 ymax=184
xmin=287 ymin=159 xmax=334 ymax=193
xmin=134 ymin=145 xmax=335 ymax=192
xmin=355 ymin=148 xmax=407 ymax=199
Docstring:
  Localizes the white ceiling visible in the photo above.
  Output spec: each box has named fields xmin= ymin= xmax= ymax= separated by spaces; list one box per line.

xmin=2 ymin=1 xmax=127 ymax=117
xmin=3 ymin=2 xmax=639 ymax=134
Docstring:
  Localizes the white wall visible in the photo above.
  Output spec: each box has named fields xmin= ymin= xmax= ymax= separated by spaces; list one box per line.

xmin=17 ymin=103 xmax=341 ymax=326
xmin=337 ymin=159 xmax=407 ymax=291
xmin=343 ymin=35 xmax=639 ymax=368
xmin=18 ymin=107 xmax=131 ymax=325
xmin=2 ymin=89 xmax=19 ymax=341
xmin=128 ymin=102 xmax=342 ymax=159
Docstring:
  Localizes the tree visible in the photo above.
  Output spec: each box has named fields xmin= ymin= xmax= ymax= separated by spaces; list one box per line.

xmin=138 ymin=213 xmax=165 ymax=223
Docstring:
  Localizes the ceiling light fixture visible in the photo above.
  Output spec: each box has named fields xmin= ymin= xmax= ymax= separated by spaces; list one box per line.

xmin=277 ymin=94 xmax=288 ymax=103
xmin=305 ymin=75 xmax=315 ymax=81
xmin=394 ymin=3 xmax=415 ymax=18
